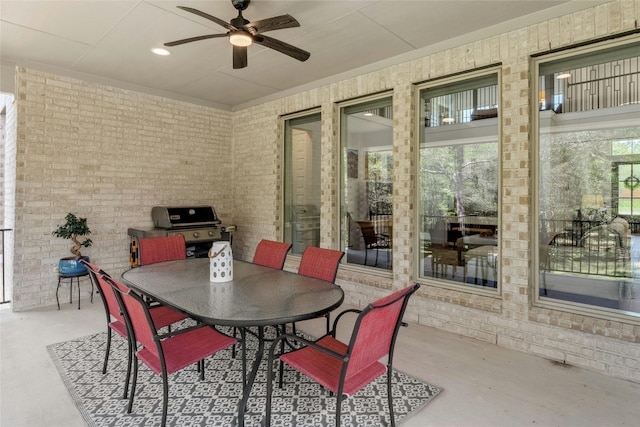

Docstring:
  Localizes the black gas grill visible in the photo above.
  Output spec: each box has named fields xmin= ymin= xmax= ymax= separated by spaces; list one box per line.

xmin=128 ymin=206 xmax=235 ymax=266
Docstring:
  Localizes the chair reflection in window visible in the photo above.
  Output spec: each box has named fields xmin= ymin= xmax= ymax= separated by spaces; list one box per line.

xmin=427 ymin=220 xmax=461 ymax=278
xmin=356 ymin=220 xmax=391 ymax=267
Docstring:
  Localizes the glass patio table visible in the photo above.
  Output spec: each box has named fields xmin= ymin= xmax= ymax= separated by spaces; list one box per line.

xmin=121 ymin=257 xmax=344 ymax=426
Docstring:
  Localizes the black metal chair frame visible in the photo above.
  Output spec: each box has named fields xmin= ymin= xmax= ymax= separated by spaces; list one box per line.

xmin=265 ymin=283 xmax=420 ymax=427
xmin=81 ymin=260 xmax=134 ymax=399
xmin=357 ymin=220 xmax=391 ymax=267
xmin=107 ymin=276 xmax=216 ymax=427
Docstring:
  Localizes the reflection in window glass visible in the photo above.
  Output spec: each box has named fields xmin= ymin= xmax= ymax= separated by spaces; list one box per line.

xmin=341 ymin=97 xmax=393 ymax=270
xmin=536 ymin=40 xmax=640 ymax=316
xmin=418 ymin=72 xmax=500 ymax=288
xmin=283 ymin=113 xmax=321 ymax=255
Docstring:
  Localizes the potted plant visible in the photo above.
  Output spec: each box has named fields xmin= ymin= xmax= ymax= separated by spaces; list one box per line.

xmin=52 ymin=213 xmax=93 ymax=274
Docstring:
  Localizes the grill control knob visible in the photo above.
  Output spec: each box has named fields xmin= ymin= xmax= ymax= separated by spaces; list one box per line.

xmin=193 ymin=231 xmax=200 ymax=238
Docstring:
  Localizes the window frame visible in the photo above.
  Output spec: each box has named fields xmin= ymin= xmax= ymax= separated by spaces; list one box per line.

xmin=281 ymin=108 xmax=322 ymax=255
xmin=531 ymin=35 xmax=640 ymax=323
xmin=414 ymin=66 xmax=502 ymax=295
xmin=337 ymin=92 xmax=394 ymax=272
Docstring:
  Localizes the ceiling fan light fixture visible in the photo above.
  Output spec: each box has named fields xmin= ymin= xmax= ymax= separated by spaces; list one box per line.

xmin=230 ymin=32 xmax=252 ymax=47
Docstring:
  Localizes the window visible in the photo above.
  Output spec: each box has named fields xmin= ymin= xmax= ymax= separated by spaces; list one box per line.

xmin=613 ymin=159 xmax=640 ymax=216
xmin=535 ymin=38 xmax=640 ymax=317
xmin=283 ymin=112 xmax=321 ymax=255
xmin=418 ymin=71 xmax=500 ymax=289
xmin=340 ymin=96 xmax=393 ymax=270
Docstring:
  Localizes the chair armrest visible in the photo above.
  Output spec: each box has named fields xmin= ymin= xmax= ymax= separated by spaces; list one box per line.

xmin=268 ymin=333 xmax=347 ymax=362
xmin=331 ymin=308 xmax=362 ymax=336
xmin=154 ymin=323 xmax=210 ymax=341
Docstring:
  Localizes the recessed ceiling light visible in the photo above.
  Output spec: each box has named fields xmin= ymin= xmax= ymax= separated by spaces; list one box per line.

xmin=556 ymin=72 xmax=571 ymax=79
xmin=363 ymin=112 xmax=374 ymax=117
xmin=151 ymin=48 xmax=171 ymax=56
xmin=442 ymin=117 xmax=455 ymax=124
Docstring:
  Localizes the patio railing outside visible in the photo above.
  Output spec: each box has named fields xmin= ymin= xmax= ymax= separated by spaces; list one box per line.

xmin=540 ymin=219 xmax=632 ymax=278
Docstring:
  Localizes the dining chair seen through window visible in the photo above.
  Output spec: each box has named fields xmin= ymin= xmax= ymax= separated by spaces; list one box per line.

xmin=356 ymin=220 xmax=391 ymax=267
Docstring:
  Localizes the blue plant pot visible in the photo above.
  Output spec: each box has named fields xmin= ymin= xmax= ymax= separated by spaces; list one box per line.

xmin=58 ymin=257 xmax=89 ymax=275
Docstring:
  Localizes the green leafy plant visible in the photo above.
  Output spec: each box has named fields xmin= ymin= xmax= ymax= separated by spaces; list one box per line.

xmin=52 ymin=213 xmax=93 ymax=259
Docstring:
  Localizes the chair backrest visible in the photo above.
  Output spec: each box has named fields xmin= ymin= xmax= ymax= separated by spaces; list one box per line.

xmin=105 ymin=275 xmax=160 ymax=359
xmin=429 ymin=219 xmax=448 ymax=247
xmin=298 ymin=246 xmax=345 ymax=283
xmin=81 ymin=259 xmax=123 ymax=323
xmin=345 ymin=284 xmax=420 ymax=380
xmin=253 ymin=239 xmax=292 ymax=269
xmin=356 ymin=221 xmax=377 ymax=246
xmin=138 ymin=235 xmax=187 ymax=266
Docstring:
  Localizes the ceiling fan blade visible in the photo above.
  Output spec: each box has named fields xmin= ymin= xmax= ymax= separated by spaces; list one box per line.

xmin=245 ymin=14 xmax=300 ymax=34
xmin=164 ymin=34 xmax=227 ymax=47
xmin=233 ymin=45 xmax=248 ymax=69
xmin=177 ymin=6 xmax=238 ymax=31
xmin=253 ymin=34 xmax=310 ymax=62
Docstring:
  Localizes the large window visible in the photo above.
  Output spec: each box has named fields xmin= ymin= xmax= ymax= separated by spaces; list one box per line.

xmin=535 ymin=38 xmax=640 ymax=317
xmin=283 ymin=112 xmax=321 ymax=255
xmin=418 ymin=71 xmax=500 ymax=289
xmin=340 ymin=96 xmax=393 ymax=270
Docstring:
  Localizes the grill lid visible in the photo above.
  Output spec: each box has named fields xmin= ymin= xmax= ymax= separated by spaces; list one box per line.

xmin=152 ymin=206 xmax=221 ymax=229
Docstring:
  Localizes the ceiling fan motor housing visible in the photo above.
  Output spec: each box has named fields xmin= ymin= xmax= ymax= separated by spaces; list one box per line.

xmin=230 ymin=16 xmax=250 ymax=28
xmin=232 ymin=0 xmax=251 ymax=11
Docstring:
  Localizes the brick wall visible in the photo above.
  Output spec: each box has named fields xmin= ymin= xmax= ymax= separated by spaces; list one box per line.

xmin=11 ymin=0 xmax=640 ymax=383
xmin=230 ymin=0 xmax=640 ymax=383
xmin=1 ymin=94 xmax=17 ymax=302
xmin=13 ymin=69 xmax=232 ymax=309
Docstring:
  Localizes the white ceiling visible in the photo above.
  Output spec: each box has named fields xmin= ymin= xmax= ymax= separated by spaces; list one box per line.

xmin=0 ymin=0 xmax=604 ymax=110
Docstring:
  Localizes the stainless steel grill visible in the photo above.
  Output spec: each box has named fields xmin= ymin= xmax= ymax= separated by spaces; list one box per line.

xmin=128 ymin=206 xmax=235 ymax=266
xmin=292 ymin=204 xmax=320 ymax=254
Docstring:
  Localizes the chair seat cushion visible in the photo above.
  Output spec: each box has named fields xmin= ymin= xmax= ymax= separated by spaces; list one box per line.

xmin=137 ymin=326 xmax=235 ymax=375
xmin=280 ymin=335 xmax=386 ymax=396
xmin=108 ymin=319 xmax=127 ymax=338
xmin=150 ymin=305 xmax=187 ymax=329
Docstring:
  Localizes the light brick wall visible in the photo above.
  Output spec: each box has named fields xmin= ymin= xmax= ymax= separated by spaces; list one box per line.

xmin=230 ymin=0 xmax=640 ymax=383
xmin=13 ymin=69 xmax=232 ymax=309
xmin=10 ymin=0 xmax=640 ymax=383
xmin=1 ymin=94 xmax=17 ymax=301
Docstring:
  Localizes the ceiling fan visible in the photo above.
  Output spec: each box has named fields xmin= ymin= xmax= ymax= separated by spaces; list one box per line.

xmin=164 ymin=0 xmax=310 ymax=69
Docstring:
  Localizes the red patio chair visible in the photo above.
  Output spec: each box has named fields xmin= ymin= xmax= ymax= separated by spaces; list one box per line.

xmin=105 ymin=275 xmax=236 ymax=427
xmin=138 ymin=235 xmax=186 ymax=266
xmin=253 ymin=239 xmax=292 ymax=269
xmin=81 ymin=260 xmax=187 ymax=398
xmin=298 ymin=246 xmax=345 ymax=283
xmin=235 ymin=239 xmax=292 ymax=354
xmin=265 ymin=283 xmax=420 ymax=427
xmin=297 ymin=246 xmax=345 ymax=333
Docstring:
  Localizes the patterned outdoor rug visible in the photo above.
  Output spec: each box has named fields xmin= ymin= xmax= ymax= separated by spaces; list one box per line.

xmin=48 ymin=326 xmax=441 ymax=426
